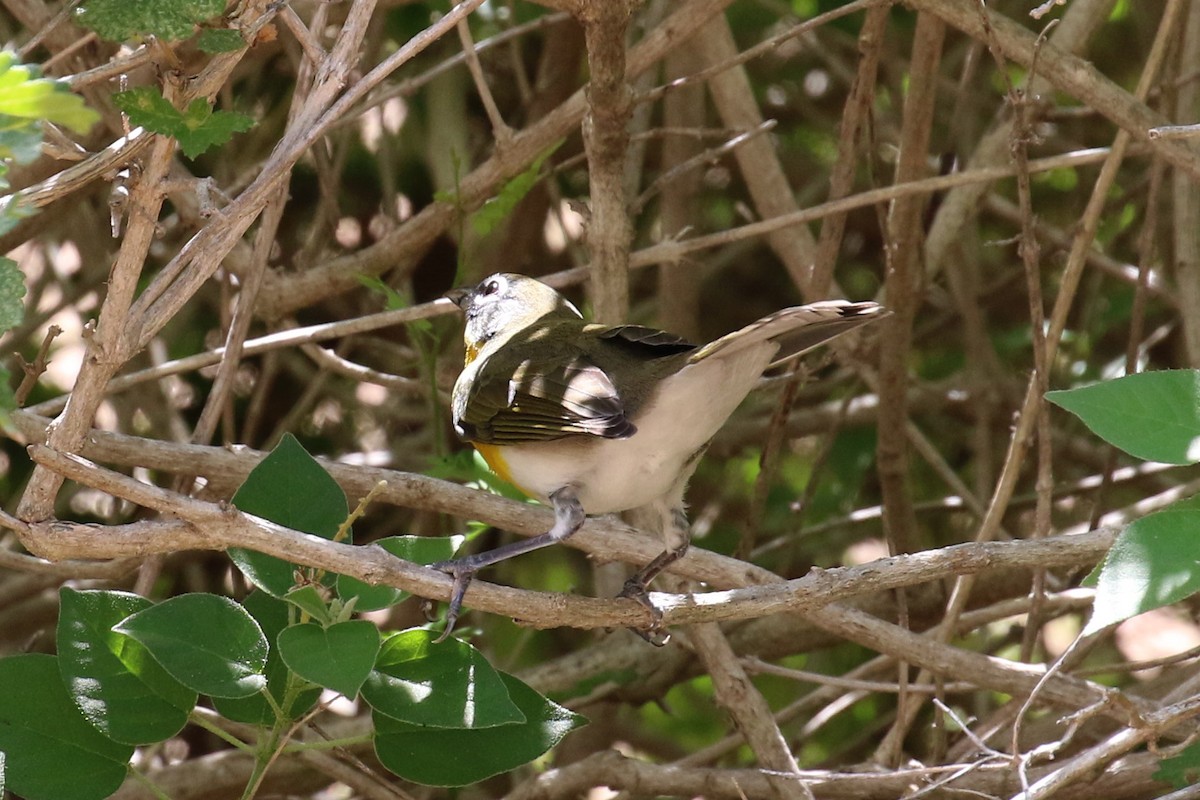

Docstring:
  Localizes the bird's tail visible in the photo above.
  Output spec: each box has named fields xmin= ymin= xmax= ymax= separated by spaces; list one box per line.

xmin=687 ymin=301 xmax=886 ymax=367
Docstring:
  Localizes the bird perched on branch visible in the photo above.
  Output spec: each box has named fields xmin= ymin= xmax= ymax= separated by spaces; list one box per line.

xmin=434 ymin=272 xmax=885 ymax=641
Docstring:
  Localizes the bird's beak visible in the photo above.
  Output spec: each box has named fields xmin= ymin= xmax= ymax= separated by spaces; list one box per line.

xmin=444 ymin=287 xmax=470 ymax=310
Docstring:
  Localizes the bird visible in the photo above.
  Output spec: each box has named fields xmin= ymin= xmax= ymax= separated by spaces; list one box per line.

xmin=433 ymin=272 xmax=885 ymax=641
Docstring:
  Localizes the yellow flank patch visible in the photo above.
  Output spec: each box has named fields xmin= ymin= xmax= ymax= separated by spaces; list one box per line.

xmin=473 ymin=442 xmax=532 ymax=497
xmin=464 ymin=341 xmax=480 ymax=365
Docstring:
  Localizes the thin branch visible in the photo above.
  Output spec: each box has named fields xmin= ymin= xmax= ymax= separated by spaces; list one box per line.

xmin=16 ymin=441 xmax=1119 ymax=633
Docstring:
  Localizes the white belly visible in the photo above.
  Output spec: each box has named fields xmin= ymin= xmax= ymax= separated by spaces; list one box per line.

xmin=496 ymin=348 xmax=774 ymax=513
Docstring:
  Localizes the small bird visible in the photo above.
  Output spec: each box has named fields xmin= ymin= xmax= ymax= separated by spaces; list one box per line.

xmin=435 ymin=273 xmax=885 ymax=640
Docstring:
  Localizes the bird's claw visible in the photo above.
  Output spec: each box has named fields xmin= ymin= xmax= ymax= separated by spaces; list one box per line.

xmin=617 ymin=578 xmax=670 ymax=646
xmin=430 ymin=560 xmax=476 ymax=642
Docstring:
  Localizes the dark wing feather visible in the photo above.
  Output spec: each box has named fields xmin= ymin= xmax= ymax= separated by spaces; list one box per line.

xmin=596 ymin=325 xmax=695 ymax=353
xmin=459 ymin=350 xmax=636 ymax=444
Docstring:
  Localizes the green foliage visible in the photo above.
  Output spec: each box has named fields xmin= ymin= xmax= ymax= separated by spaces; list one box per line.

xmin=114 ymin=593 xmax=269 ymax=699
xmin=76 ymin=0 xmax=225 ymax=42
xmin=0 ymin=53 xmax=97 ymax=416
xmin=373 ymin=672 xmax=586 ymax=787
xmin=196 ymin=28 xmax=245 ymax=53
xmin=277 ymin=620 xmax=380 ymax=698
xmin=1036 ymin=165 xmax=1078 ymax=191
xmin=1155 ymin=739 xmax=1200 ymax=789
xmin=0 ymin=256 xmax=24 ymax=332
xmin=0 ymin=257 xmax=24 ymax=415
xmin=0 ymin=437 xmax=582 ymax=794
xmin=57 ymin=588 xmax=194 ymax=744
xmin=1083 ymin=509 xmax=1200 ymax=634
xmin=0 ymin=52 xmax=98 ymax=135
xmin=1047 ymin=371 xmax=1200 ymax=465
xmin=211 ymin=590 xmax=320 ymax=725
xmin=363 ymin=629 xmax=525 ymax=728
xmin=0 ymin=654 xmax=133 ymax=800
xmin=228 ymin=433 xmax=348 ymax=596
xmin=473 ymin=141 xmax=562 ymax=236
xmin=112 ymin=87 xmax=253 ymax=158
xmin=1050 ymin=370 xmax=1200 ymax=633
xmin=356 ymin=273 xmax=409 ymax=311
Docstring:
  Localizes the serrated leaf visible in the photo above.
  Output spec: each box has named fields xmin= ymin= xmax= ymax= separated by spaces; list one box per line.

xmin=212 ymin=591 xmax=320 ymax=724
xmin=362 ymin=629 xmax=523 ymax=729
xmin=1047 ymin=371 xmax=1200 ymax=464
xmin=277 ymin=620 xmax=380 ymax=698
xmin=115 ymin=594 xmax=268 ymax=699
xmin=112 ymin=87 xmax=184 ymax=138
xmin=175 ymin=98 xmax=253 ymax=158
xmin=337 ymin=535 xmax=465 ymax=611
xmin=1085 ymin=508 xmax=1200 ymax=634
xmin=76 ymin=0 xmax=226 ymax=41
xmin=112 ymin=89 xmax=253 ymax=158
xmin=0 ymin=654 xmax=133 ymax=800
xmin=197 ymin=28 xmax=245 ymax=53
xmin=0 ymin=256 xmax=25 ymax=332
xmin=373 ymin=671 xmax=586 ymax=787
xmin=57 ymin=588 xmax=195 ymax=745
xmin=229 ymin=434 xmax=349 ymax=597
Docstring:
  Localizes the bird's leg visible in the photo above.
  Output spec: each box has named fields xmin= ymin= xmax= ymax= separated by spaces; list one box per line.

xmin=617 ymin=504 xmax=690 ymax=646
xmin=432 ymin=486 xmax=584 ymax=640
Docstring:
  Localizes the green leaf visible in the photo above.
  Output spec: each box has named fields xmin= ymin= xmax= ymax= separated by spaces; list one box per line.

xmin=356 ymin=274 xmax=408 ymax=311
xmin=197 ymin=28 xmax=245 ymax=53
xmin=1085 ymin=508 xmax=1200 ymax=634
xmin=57 ymin=588 xmax=195 ymax=745
xmin=212 ymin=591 xmax=320 ymax=724
xmin=112 ymin=89 xmax=253 ymax=158
xmin=112 ymin=87 xmax=184 ymax=137
xmin=75 ymin=0 xmax=226 ymax=41
xmin=0 ymin=654 xmax=133 ymax=800
xmin=373 ymin=671 xmax=586 ymax=787
xmin=0 ymin=53 xmax=98 ymax=134
xmin=0 ymin=123 xmax=44 ymax=165
xmin=472 ymin=141 xmax=561 ymax=236
xmin=282 ymin=584 xmax=334 ymax=624
xmin=338 ymin=535 xmax=465 ymax=611
xmin=115 ymin=593 xmax=268 ymax=698
xmin=277 ymin=620 xmax=381 ymax=698
xmin=175 ymin=98 xmax=253 ymax=158
xmin=0 ymin=365 xmax=15 ymax=419
xmin=1155 ymin=739 xmax=1200 ymax=789
xmin=229 ymin=433 xmax=349 ymax=597
xmin=362 ymin=629 xmax=524 ymax=729
xmin=0 ymin=256 xmax=25 ymax=332
xmin=1047 ymin=371 xmax=1200 ymax=464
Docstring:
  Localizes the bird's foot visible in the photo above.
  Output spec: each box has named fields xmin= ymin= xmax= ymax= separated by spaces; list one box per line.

xmin=617 ymin=578 xmax=670 ymax=646
xmin=429 ymin=558 xmax=478 ymax=642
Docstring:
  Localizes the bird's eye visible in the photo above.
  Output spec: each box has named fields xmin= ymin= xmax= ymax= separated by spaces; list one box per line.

xmin=482 ymin=279 xmax=500 ymax=296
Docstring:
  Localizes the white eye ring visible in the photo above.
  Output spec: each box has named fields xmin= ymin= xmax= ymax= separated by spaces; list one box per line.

xmin=480 ymin=276 xmax=505 ymax=297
